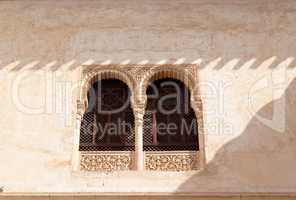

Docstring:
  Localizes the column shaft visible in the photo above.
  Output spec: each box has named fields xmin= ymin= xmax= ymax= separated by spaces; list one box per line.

xmin=135 ymin=112 xmax=144 ymax=170
xmin=132 ymin=96 xmax=146 ymax=171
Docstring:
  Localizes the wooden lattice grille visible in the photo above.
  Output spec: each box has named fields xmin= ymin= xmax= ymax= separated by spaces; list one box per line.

xmin=143 ymin=78 xmax=199 ymax=151
xmin=79 ymin=79 xmax=135 ymax=151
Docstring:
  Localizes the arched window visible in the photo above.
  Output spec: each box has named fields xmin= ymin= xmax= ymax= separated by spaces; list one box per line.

xmin=79 ymin=79 xmax=134 ymax=151
xmin=143 ymin=78 xmax=198 ymax=151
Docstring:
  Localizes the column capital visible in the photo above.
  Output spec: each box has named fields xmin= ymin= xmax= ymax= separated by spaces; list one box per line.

xmin=131 ymin=96 xmax=147 ymax=113
xmin=190 ymin=97 xmax=202 ymax=109
xmin=76 ymin=100 xmax=85 ymax=117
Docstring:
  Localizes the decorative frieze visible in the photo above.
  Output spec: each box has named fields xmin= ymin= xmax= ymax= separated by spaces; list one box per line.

xmin=145 ymin=151 xmax=199 ymax=171
xmin=80 ymin=151 xmax=133 ymax=171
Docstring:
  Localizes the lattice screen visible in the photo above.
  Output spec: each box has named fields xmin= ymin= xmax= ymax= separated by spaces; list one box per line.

xmin=143 ymin=78 xmax=199 ymax=151
xmin=79 ymin=79 xmax=135 ymax=151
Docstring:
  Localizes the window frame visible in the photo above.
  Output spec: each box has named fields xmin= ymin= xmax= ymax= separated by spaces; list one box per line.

xmin=72 ymin=64 xmax=205 ymax=172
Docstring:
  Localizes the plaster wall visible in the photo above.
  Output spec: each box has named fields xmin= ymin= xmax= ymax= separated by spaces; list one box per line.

xmin=0 ymin=0 xmax=296 ymax=193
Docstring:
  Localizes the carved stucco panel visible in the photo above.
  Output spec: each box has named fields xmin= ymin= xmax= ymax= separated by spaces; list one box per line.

xmin=145 ymin=151 xmax=199 ymax=171
xmin=80 ymin=152 xmax=134 ymax=171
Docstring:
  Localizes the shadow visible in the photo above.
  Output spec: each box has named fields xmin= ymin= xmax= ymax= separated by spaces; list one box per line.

xmin=250 ymin=56 xmax=276 ymax=70
xmin=0 ymin=57 xmax=294 ymax=72
xmin=233 ymin=58 xmax=256 ymax=70
xmin=214 ymin=58 xmax=240 ymax=70
xmin=178 ymin=78 xmax=296 ymax=192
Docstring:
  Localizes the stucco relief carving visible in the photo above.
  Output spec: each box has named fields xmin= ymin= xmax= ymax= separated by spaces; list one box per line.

xmin=75 ymin=64 xmax=205 ymax=171
xmin=80 ymin=152 xmax=133 ymax=171
xmin=145 ymin=152 xmax=199 ymax=171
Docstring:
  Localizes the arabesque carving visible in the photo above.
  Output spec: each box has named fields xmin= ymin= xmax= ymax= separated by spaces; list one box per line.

xmin=145 ymin=151 xmax=199 ymax=171
xmin=80 ymin=152 xmax=133 ymax=171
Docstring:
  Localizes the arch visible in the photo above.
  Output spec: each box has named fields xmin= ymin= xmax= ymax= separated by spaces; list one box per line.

xmin=141 ymin=67 xmax=197 ymax=98
xmin=74 ymin=68 xmax=136 ymax=171
xmin=141 ymin=66 xmax=205 ymax=170
xmin=143 ymin=78 xmax=199 ymax=151
xmin=80 ymin=69 xmax=135 ymax=109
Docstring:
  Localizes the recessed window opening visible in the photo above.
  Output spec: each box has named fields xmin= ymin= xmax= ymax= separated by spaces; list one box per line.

xmin=143 ymin=78 xmax=199 ymax=151
xmin=79 ymin=79 xmax=135 ymax=151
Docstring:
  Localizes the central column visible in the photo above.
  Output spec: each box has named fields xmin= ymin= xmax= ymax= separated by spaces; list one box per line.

xmin=131 ymin=96 xmax=146 ymax=171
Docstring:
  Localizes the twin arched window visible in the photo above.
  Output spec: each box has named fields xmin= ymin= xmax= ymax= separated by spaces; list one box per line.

xmin=79 ymin=78 xmax=198 ymax=152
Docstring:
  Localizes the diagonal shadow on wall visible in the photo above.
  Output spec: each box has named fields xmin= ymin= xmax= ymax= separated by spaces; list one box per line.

xmin=177 ymin=78 xmax=296 ymax=192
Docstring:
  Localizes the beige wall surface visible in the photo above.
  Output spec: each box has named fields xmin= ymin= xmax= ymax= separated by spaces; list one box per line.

xmin=1 ymin=0 xmax=296 ymax=193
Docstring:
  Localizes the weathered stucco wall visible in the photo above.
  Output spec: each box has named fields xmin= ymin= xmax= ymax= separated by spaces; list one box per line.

xmin=1 ymin=0 xmax=296 ymax=193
